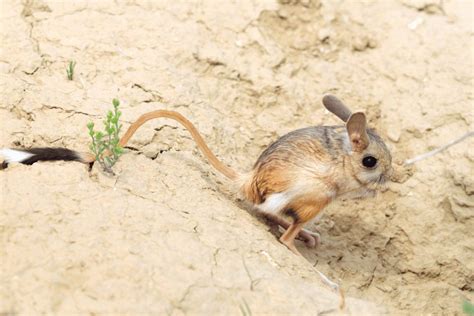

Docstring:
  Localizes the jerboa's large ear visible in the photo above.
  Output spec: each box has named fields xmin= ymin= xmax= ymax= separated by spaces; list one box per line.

xmin=322 ymin=95 xmax=352 ymax=122
xmin=346 ymin=112 xmax=369 ymax=152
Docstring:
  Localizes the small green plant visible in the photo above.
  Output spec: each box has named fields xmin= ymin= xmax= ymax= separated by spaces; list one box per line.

xmin=87 ymin=98 xmax=124 ymax=173
xmin=66 ymin=61 xmax=76 ymax=80
xmin=464 ymin=300 xmax=474 ymax=316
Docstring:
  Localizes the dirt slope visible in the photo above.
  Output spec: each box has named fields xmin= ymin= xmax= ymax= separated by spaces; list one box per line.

xmin=1 ymin=0 xmax=473 ymax=314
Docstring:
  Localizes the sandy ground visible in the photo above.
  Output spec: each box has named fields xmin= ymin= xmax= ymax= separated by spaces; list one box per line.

xmin=1 ymin=0 xmax=473 ymax=314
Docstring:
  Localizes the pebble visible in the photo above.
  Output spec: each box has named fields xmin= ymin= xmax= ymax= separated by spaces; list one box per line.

xmin=387 ymin=127 xmax=402 ymax=143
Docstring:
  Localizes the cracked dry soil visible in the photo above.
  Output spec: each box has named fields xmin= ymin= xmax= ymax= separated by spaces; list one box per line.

xmin=1 ymin=0 xmax=473 ymax=315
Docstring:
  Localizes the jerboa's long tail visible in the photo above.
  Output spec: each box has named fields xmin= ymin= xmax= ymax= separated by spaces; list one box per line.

xmin=0 ymin=110 xmax=239 ymax=180
xmin=0 ymin=147 xmax=94 ymax=169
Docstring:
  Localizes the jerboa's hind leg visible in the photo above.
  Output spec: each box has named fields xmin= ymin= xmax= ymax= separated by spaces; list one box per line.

xmin=263 ymin=213 xmax=320 ymax=248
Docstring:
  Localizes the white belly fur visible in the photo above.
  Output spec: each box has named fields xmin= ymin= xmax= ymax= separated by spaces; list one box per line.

xmin=256 ymin=191 xmax=294 ymax=214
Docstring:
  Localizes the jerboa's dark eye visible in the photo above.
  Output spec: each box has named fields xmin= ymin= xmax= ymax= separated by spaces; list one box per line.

xmin=362 ymin=156 xmax=377 ymax=168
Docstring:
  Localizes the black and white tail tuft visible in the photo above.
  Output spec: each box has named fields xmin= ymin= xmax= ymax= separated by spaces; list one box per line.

xmin=0 ymin=147 xmax=94 ymax=169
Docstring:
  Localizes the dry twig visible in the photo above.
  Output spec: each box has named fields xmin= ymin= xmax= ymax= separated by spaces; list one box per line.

xmin=404 ymin=131 xmax=473 ymax=165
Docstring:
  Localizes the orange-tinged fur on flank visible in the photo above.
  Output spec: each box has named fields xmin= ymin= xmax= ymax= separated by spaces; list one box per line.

xmin=241 ymin=165 xmax=333 ymax=222
xmin=240 ymin=131 xmax=338 ymax=226
xmin=286 ymin=194 xmax=330 ymax=223
xmin=241 ymin=162 xmax=293 ymax=205
xmin=241 ymin=130 xmax=335 ymax=204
